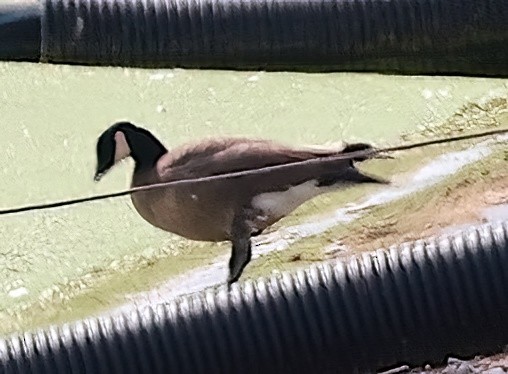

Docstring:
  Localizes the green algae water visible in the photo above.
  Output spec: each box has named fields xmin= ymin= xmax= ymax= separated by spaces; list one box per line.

xmin=0 ymin=61 xmax=506 ymax=334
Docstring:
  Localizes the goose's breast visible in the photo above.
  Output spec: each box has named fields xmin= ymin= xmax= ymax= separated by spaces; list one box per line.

xmin=130 ymin=187 xmax=236 ymax=241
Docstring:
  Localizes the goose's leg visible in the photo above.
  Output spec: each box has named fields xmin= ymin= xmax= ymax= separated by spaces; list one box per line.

xmin=227 ymin=213 xmax=252 ymax=287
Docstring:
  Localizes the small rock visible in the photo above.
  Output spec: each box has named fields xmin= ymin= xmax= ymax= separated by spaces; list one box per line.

xmin=483 ymin=368 xmax=506 ymax=374
xmin=379 ymin=365 xmax=410 ymax=374
xmin=444 ymin=358 xmax=478 ymax=374
xmin=447 ymin=358 xmax=466 ymax=365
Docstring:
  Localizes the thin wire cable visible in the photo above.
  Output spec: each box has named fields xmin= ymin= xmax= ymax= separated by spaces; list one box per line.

xmin=0 ymin=127 xmax=506 ymax=216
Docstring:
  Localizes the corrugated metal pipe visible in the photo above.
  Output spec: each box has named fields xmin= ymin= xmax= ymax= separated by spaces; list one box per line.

xmin=0 ymin=1 xmax=41 ymax=61
xmin=1 ymin=220 xmax=507 ymax=373
xmin=1 ymin=0 xmax=508 ymax=76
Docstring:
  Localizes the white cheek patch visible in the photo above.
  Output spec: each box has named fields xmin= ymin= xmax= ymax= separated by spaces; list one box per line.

xmin=114 ymin=131 xmax=131 ymax=162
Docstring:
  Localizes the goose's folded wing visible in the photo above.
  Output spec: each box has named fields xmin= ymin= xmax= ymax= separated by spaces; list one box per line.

xmin=158 ymin=138 xmax=340 ymax=181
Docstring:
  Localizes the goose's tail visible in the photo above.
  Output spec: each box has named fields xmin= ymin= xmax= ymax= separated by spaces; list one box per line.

xmin=316 ymin=142 xmax=391 ymax=187
xmin=340 ymin=142 xmax=393 ymax=162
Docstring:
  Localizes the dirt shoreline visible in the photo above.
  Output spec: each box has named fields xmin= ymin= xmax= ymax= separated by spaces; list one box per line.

xmin=336 ymin=168 xmax=507 ymax=258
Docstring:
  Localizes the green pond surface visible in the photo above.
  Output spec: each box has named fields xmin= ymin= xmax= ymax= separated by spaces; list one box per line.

xmin=0 ymin=61 xmax=507 ymax=333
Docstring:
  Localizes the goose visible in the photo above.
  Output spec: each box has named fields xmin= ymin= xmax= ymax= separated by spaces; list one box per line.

xmin=94 ymin=121 xmax=389 ymax=285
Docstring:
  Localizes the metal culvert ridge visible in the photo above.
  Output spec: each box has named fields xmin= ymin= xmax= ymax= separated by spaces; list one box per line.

xmin=1 ymin=220 xmax=507 ymax=373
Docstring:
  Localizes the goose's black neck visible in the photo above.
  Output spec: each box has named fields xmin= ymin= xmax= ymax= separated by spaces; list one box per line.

xmin=123 ymin=127 xmax=167 ymax=172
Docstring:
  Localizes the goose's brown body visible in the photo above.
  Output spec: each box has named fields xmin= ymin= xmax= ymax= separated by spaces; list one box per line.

xmin=94 ymin=122 xmax=388 ymax=285
xmin=130 ymin=137 xmax=367 ymax=241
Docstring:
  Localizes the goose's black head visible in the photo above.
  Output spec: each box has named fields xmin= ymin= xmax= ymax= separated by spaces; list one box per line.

xmin=94 ymin=121 xmax=167 ymax=182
